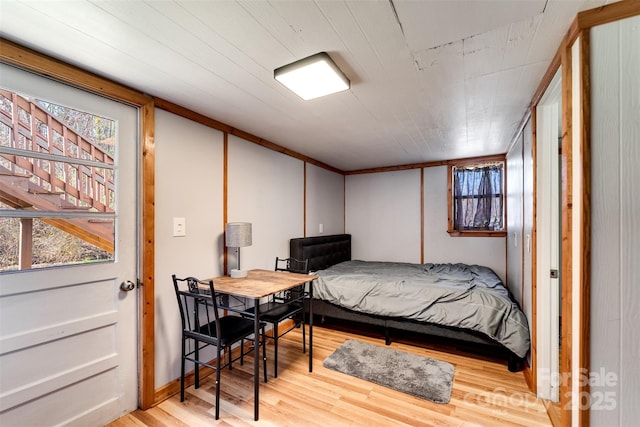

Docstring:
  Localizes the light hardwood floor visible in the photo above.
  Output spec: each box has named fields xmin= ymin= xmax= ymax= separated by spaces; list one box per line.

xmin=109 ymin=324 xmax=551 ymax=426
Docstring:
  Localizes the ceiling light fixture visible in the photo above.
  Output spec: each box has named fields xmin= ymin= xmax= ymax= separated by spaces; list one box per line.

xmin=274 ymin=52 xmax=350 ymax=100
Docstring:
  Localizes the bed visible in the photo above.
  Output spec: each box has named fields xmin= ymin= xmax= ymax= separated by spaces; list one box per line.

xmin=290 ymin=234 xmax=530 ymax=371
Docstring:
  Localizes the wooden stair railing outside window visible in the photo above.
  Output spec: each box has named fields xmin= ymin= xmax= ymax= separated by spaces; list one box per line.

xmin=0 ymin=90 xmax=117 ymax=262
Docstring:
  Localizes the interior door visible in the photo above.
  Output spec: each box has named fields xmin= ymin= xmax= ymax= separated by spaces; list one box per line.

xmin=0 ymin=64 xmax=138 ymax=426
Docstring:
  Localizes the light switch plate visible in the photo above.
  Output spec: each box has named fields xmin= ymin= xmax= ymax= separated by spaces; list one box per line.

xmin=173 ymin=217 xmax=186 ymax=237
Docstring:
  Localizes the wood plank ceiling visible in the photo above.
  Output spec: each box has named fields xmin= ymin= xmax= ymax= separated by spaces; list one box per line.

xmin=0 ymin=0 xmax=612 ymax=171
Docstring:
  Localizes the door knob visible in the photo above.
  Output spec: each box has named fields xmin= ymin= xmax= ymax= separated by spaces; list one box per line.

xmin=120 ymin=280 xmax=136 ymax=292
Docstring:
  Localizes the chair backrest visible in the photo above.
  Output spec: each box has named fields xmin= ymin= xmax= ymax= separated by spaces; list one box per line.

xmin=274 ymin=257 xmax=309 ymax=274
xmin=274 ymin=257 xmax=309 ymax=303
xmin=172 ymin=275 xmax=220 ymax=339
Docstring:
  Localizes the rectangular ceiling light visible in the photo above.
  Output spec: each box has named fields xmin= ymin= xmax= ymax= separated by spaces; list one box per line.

xmin=274 ymin=52 xmax=350 ymax=100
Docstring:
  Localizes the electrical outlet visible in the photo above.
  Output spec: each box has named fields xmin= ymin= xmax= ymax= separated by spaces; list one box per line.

xmin=319 ymin=223 xmax=324 ymax=233
xmin=173 ymin=217 xmax=186 ymax=237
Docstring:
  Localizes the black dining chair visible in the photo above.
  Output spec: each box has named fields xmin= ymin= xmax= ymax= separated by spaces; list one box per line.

xmin=172 ymin=274 xmax=267 ymax=420
xmin=244 ymin=257 xmax=309 ymax=378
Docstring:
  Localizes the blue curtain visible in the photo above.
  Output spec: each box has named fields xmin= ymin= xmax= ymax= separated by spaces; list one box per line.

xmin=453 ymin=164 xmax=503 ymax=231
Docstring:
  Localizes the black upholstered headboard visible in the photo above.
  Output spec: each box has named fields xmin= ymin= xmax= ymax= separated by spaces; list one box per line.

xmin=290 ymin=234 xmax=351 ymax=272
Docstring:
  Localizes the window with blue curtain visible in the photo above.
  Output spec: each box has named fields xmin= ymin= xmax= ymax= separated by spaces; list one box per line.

xmin=452 ymin=163 xmax=504 ymax=231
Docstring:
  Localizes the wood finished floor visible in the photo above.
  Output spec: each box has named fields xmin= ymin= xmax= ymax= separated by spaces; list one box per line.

xmin=109 ymin=324 xmax=551 ymax=426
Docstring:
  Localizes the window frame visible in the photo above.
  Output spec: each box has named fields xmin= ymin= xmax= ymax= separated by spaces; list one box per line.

xmin=447 ymin=155 xmax=507 ymax=237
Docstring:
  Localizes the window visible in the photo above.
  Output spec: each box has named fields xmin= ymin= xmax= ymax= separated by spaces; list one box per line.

xmin=448 ymin=158 xmax=505 ymax=237
xmin=0 ymin=88 xmax=116 ymax=271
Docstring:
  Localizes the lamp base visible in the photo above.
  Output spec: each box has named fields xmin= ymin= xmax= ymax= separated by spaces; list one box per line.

xmin=230 ymin=269 xmax=248 ymax=278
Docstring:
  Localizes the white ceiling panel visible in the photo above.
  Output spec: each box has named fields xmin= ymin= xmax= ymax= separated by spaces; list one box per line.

xmin=0 ymin=0 xmax=615 ymax=171
xmin=503 ymin=14 xmax=544 ymax=70
xmin=392 ymin=0 xmax=546 ymax=51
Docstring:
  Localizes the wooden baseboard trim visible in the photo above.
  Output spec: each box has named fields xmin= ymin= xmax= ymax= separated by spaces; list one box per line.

xmin=522 ymin=360 xmax=535 ymax=394
xmin=543 ymin=398 xmax=562 ymax=427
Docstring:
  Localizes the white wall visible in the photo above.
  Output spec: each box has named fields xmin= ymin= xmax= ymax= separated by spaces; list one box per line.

xmin=506 ymin=132 xmax=524 ymax=305
xmin=154 ymin=109 xmax=224 ymax=388
xmin=522 ymin=118 xmax=534 ymax=367
xmin=346 ymin=170 xmax=422 ymax=262
xmin=424 ymin=166 xmax=506 ymax=280
xmin=305 ymin=163 xmax=344 ymax=237
xmin=506 ymin=118 xmax=533 ymax=368
xmin=590 ymin=16 xmax=639 ymax=426
xmin=227 ymin=135 xmax=304 ymax=270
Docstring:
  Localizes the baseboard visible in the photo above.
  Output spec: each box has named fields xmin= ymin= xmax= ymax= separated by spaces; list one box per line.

xmin=543 ymin=398 xmax=562 ymax=427
xmin=522 ymin=360 xmax=535 ymax=393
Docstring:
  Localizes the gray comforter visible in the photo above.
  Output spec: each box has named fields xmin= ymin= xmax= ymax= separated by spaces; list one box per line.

xmin=312 ymin=260 xmax=530 ymax=358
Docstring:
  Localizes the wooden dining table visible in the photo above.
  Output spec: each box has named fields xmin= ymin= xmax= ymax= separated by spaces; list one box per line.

xmin=206 ymin=269 xmax=316 ymax=421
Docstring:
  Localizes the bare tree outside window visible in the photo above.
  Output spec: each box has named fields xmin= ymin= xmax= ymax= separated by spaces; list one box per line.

xmin=35 ymin=100 xmax=116 ymax=156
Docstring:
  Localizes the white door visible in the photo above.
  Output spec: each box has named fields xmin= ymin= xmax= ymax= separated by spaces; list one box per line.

xmin=0 ymin=64 xmax=138 ymax=426
xmin=536 ymin=69 xmax=561 ymax=402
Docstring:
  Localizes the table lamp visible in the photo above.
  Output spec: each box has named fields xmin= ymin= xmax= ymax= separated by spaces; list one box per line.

xmin=226 ymin=222 xmax=252 ymax=278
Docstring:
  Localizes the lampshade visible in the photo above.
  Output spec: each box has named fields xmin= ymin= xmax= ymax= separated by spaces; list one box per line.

xmin=225 ymin=222 xmax=252 ymax=247
xmin=274 ymin=52 xmax=350 ymax=100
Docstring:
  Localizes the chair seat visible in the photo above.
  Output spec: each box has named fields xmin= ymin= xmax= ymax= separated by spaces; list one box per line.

xmin=194 ymin=316 xmax=260 ymax=347
xmin=247 ymin=301 xmax=303 ymax=323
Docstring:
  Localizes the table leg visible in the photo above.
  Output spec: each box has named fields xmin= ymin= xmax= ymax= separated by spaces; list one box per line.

xmin=253 ymin=297 xmax=259 ymax=421
xmin=309 ymin=281 xmax=313 ymax=373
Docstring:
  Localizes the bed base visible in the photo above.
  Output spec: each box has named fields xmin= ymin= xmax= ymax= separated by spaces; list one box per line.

xmin=305 ymin=299 xmax=524 ymax=372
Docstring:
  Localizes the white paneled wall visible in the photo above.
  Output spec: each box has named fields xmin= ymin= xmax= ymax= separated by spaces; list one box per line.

xmin=522 ymin=119 xmax=534 ymax=367
xmin=305 ymin=164 xmax=344 ymax=237
xmin=154 ymin=109 xmax=224 ymax=388
xmin=424 ymin=166 xmax=506 ymax=280
xmin=227 ymin=135 xmax=304 ymax=270
xmin=505 ymin=120 xmax=539 ymax=383
xmin=590 ymin=15 xmax=640 ymax=426
xmin=506 ymin=133 xmax=524 ymax=305
xmin=506 ymin=117 xmax=533 ymax=368
xmin=346 ymin=170 xmax=422 ymax=263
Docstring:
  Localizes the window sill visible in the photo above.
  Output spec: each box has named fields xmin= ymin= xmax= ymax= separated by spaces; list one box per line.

xmin=447 ymin=230 xmax=507 ymax=238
